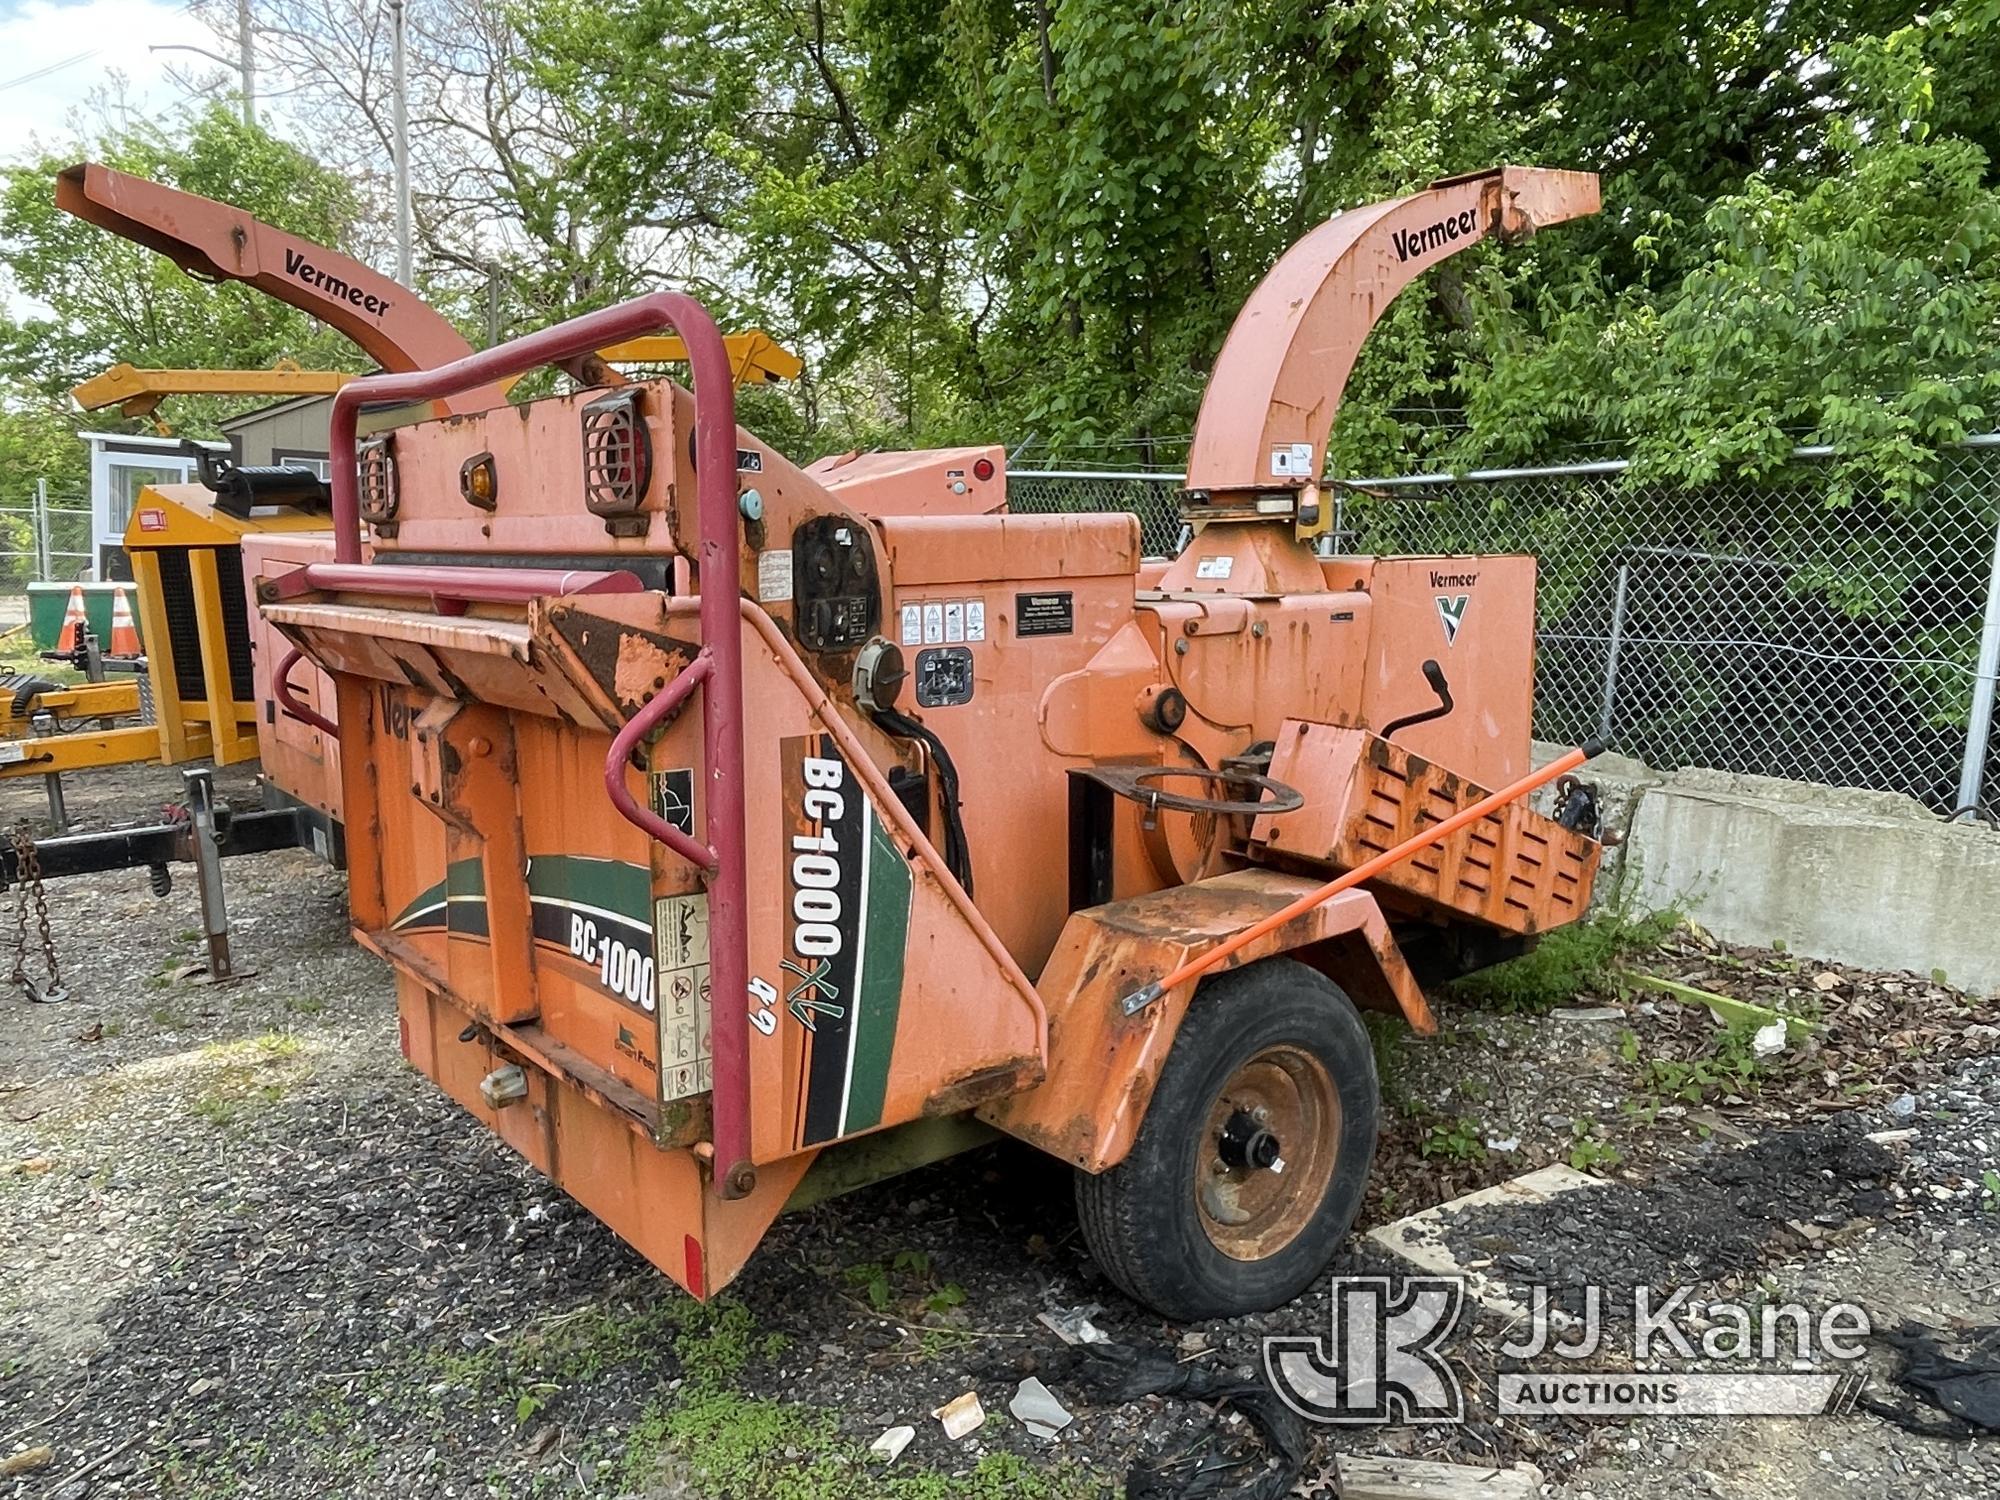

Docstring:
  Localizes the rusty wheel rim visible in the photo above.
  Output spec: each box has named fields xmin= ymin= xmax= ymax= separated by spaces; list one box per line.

xmin=1194 ymin=1045 xmax=1340 ymax=1262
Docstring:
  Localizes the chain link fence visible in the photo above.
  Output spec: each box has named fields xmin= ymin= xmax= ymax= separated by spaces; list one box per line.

xmin=1010 ymin=441 xmax=2000 ymax=818
xmin=0 ymin=489 xmax=94 ymax=589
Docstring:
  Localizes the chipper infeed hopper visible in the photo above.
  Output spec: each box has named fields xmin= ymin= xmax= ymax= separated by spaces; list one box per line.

xmin=263 ymin=166 xmax=1606 ymax=1319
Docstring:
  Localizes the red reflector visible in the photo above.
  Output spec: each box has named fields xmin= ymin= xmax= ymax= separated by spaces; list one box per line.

xmin=397 ymin=1016 xmax=410 ymax=1058
xmin=684 ymin=1233 xmax=706 ymax=1298
xmin=972 ymin=457 xmax=995 ymax=482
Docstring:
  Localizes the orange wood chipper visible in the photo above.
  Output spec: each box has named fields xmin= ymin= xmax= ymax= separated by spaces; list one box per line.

xmin=259 ymin=165 xmax=1607 ymax=1319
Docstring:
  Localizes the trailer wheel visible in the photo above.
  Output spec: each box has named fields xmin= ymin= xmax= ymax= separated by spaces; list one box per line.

xmin=1074 ymin=958 xmax=1378 ymax=1320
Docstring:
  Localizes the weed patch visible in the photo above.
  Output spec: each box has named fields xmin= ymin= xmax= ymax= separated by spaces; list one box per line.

xmin=189 ymin=1032 xmax=309 ymax=1125
xmin=1451 ymin=893 xmax=1682 ymax=1013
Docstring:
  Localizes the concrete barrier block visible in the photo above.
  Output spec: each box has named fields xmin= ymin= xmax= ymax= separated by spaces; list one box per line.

xmin=1623 ymin=768 xmax=2000 ymax=995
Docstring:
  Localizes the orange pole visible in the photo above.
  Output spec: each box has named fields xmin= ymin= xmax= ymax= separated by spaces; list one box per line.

xmin=1120 ymin=739 xmax=1605 ymax=1014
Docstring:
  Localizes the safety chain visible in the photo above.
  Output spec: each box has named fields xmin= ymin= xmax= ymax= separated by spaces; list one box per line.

xmin=8 ymin=825 xmax=65 ymax=1002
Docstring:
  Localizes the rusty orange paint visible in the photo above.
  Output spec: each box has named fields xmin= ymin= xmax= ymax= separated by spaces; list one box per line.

xmin=1251 ymin=722 xmax=1602 ymax=935
xmin=250 ymin=165 xmax=1608 ymax=1300
xmin=982 ymin=871 xmax=1430 ymax=1172
xmin=1187 ymin=166 xmax=1600 ymax=500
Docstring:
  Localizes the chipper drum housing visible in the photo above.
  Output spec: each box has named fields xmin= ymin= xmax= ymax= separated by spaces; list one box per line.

xmin=265 ymin=165 xmax=1606 ymax=1319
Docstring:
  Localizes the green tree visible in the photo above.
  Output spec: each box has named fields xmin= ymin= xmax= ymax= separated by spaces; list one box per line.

xmin=1450 ymin=2 xmax=2000 ymax=505
xmin=0 ymin=104 xmax=361 ymax=408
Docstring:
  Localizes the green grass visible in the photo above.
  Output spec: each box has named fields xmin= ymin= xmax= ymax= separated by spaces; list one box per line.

xmin=1618 ymin=1015 xmax=1778 ymax=1108
xmin=1418 ymin=1115 xmax=1487 ymax=1162
xmin=625 ymin=1388 xmax=1108 ymax=1500
xmin=1449 ymin=893 xmax=1683 ymax=1013
xmin=507 ymin=1293 xmax=1117 ymax=1500
xmin=189 ymin=1032 xmax=308 ymax=1124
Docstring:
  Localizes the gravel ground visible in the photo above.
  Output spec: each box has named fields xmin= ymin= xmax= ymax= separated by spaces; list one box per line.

xmin=2 ymin=763 xmax=1997 ymax=1499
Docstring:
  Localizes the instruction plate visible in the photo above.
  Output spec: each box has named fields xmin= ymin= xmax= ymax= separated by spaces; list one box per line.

xmin=655 ymin=892 xmax=713 ymax=1103
xmin=756 ymin=549 xmax=794 ymax=603
xmin=1015 ymin=591 xmax=1074 ymax=637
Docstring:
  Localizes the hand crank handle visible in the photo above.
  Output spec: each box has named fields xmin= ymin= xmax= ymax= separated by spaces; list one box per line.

xmin=1381 ymin=658 xmax=1455 ymax=741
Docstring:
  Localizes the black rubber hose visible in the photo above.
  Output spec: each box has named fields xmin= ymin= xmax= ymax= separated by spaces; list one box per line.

xmin=871 ymin=707 xmax=974 ymax=898
xmin=10 ymin=677 xmax=61 ymax=719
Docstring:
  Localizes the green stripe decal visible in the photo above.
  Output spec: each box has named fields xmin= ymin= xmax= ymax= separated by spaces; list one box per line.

xmin=390 ymin=876 xmax=448 ymax=931
xmin=840 ymin=811 xmax=911 ymax=1135
xmin=447 ymin=857 xmax=488 ymax=935
xmin=526 ymin=855 xmax=650 ymax=924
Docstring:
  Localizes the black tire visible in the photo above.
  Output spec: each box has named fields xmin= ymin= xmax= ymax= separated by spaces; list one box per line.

xmin=1074 ymin=957 xmax=1379 ymax=1320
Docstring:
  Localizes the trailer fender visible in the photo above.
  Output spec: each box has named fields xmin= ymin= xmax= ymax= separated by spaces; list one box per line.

xmin=980 ymin=868 xmax=1431 ymax=1173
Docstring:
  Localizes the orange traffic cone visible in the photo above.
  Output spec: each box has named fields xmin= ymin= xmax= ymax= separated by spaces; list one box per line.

xmin=109 ymin=585 xmax=140 ymax=656
xmin=53 ymin=584 xmax=87 ymax=653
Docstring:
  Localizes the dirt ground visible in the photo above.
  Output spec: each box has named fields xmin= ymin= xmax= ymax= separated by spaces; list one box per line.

xmin=2 ymin=760 xmax=1998 ymax=1499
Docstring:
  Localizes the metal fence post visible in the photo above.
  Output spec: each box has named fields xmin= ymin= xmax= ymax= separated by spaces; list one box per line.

xmin=1954 ymin=508 xmax=2000 ymax=819
xmin=1598 ymin=561 xmax=1633 ymax=745
xmin=34 ymin=478 xmax=49 ymax=582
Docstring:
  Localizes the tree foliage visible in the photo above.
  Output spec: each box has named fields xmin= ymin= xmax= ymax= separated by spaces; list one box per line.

xmin=0 ymin=104 xmax=360 ymax=397
xmin=0 ymin=104 xmax=364 ymax=492
xmin=0 ymin=0 xmax=1996 ymax=501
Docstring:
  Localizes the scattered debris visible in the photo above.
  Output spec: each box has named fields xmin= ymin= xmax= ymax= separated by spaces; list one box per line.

xmin=1859 ymin=1323 xmax=2000 ymax=1439
xmin=1036 ymin=1304 xmax=1108 ymax=1345
xmin=1443 ymin=1121 xmax=1901 ymax=1317
xmin=1550 ymin=1005 xmax=1624 ymax=1023
xmin=6 ymin=824 xmax=1998 ymax=1499
xmin=930 ymin=1391 xmax=984 ymax=1440
xmin=0 ymin=1447 xmax=54 ymax=1476
xmin=868 ymin=1424 xmax=915 ymax=1463
xmin=520 ymin=1424 xmax=558 ymax=1457
xmin=1051 ymin=1342 xmax=1307 ymax=1500
xmin=1751 ymin=1019 xmax=1789 ymax=1057
xmin=1620 ymin=968 xmax=1817 ymax=1040
xmin=1339 ymin=1454 xmax=1543 ymax=1499
xmin=1007 ymin=1376 xmax=1072 ymax=1440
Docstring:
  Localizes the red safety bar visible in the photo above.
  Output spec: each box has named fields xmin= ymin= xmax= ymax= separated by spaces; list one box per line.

xmin=273 ymin=646 xmax=338 ymax=737
xmin=325 ymin=292 xmax=756 ymax=1199
xmin=264 ymin=562 xmax=643 ymax=607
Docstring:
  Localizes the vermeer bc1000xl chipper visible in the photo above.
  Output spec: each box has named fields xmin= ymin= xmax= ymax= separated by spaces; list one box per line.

xmin=262 ymin=166 xmax=1607 ymax=1319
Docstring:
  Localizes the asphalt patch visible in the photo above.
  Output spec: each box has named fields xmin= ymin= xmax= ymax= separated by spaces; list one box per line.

xmin=1438 ymin=1117 xmax=1900 ymax=1317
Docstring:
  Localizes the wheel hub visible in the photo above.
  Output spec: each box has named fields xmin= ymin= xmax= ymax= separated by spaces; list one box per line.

xmin=1194 ymin=1046 xmax=1340 ymax=1261
xmin=1215 ymin=1108 xmax=1285 ymax=1173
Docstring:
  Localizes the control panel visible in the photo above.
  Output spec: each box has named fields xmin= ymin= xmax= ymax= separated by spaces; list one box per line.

xmin=915 ymin=646 xmax=975 ymax=707
xmin=794 ymin=515 xmax=881 ymax=651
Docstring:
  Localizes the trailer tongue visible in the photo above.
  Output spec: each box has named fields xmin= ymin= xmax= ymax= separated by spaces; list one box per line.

xmin=265 ymin=166 xmax=1606 ymax=1318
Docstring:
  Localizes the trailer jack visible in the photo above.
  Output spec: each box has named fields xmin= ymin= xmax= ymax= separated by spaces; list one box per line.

xmin=1 ymin=768 xmax=330 ymax=996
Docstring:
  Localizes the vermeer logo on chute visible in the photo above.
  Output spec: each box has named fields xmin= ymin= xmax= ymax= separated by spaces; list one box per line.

xmin=1391 ymin=208 xmax=1480 ymax=263
xmin=282 ymin=248 xmax=393 ymax=316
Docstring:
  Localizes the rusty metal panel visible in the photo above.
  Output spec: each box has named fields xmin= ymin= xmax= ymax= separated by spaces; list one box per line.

xmin=984 ymin=871 xmax=1425 ymax=1172
xmin=1254 ymin=721 xmax=1599 ymax=935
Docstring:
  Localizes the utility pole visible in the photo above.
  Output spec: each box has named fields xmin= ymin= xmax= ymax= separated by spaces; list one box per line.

xmin=485 ymin=261 xmax=503 ymax=345
xmin=236 ymin=0 xmax=256 ymax=126
xmin=389 ymin=0 xmax=413 ymax=287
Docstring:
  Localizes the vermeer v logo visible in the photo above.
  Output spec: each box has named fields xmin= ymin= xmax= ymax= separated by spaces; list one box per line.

xmin=1434 ymin=594 xmax=1469 ymax=646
